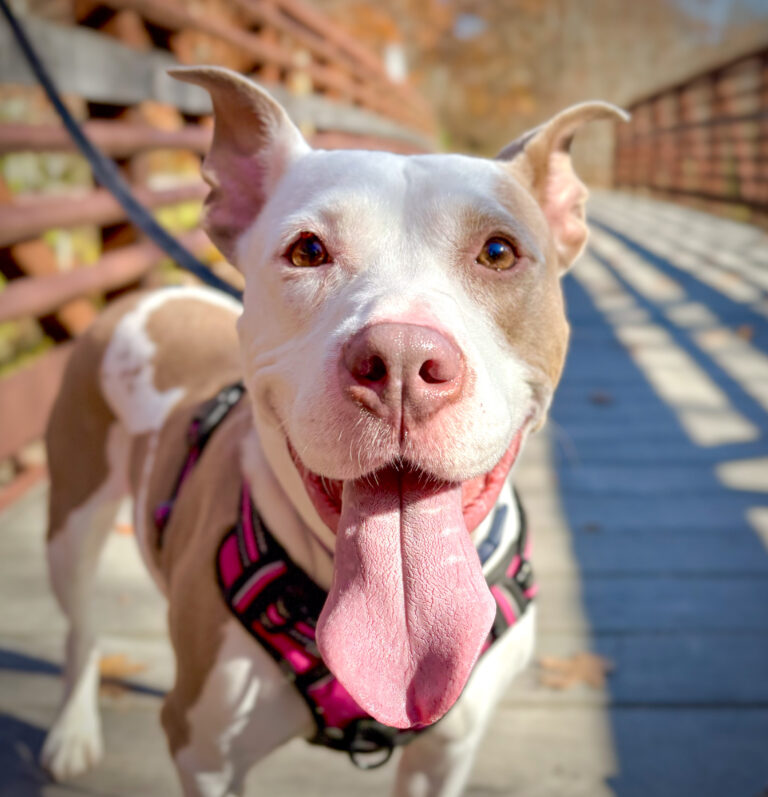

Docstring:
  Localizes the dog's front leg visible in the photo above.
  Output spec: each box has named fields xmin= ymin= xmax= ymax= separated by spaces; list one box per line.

xmin=163 ymin=618 xmax=314 ymax=797
xmin=393 ymin=608 xmax=536 ymax=797
xmin=393 ymin=719 xmax=486 ymax=797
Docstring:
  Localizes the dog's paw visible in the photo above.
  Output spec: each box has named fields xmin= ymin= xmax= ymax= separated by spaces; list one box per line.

xmin=40 ymin=713 xmax=103 ymax=781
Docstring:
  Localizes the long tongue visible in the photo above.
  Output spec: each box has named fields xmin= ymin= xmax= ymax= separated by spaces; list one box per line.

xmin=316 ymin=468 xmax=496 ymax=729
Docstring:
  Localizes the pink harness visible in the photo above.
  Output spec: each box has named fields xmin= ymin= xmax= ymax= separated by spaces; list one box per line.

xmin=156 ymin=384 xmax=536 ymax=768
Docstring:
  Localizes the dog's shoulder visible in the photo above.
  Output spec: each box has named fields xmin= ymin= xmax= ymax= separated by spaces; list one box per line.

xmin=99 ymin=286 xmax=243 ymax=438
xmin=150 ymin=396 xmax=251 ymax=577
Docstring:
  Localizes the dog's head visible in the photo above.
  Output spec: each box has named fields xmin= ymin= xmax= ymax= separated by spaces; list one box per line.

xmin=172 ymin=67 xmax=625 ymax=729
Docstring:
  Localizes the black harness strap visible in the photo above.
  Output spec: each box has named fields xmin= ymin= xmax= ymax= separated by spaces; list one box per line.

xmin=157 ymin=382 xmax=535 ymax=770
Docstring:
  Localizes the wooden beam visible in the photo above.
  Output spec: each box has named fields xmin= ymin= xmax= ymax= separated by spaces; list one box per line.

xmin=0 ymin=120 xmax=211 ymax=156
xmin=0 ymin=16 xmax=433 ymax=150
xmin=96 ymin=0 xmax=427 ymax=132
xmin=0 ymin=229 xmax=209 ymax=324
xmin=0 ymin=120 xmax=431 ymax=158
xmin=232 ymin=0 xmax=430 ymax=118
xmin=10 ymin=240 xmax=98 ymax=335
xmin=0 ymin=182 xmax=206 ymax=248
xmin=0 ymin=343 xmax=72 ymax=462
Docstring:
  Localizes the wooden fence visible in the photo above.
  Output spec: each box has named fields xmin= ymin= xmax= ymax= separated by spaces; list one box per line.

xmin=0 ymin=0 xmax=435 ymax=483
xmin=614 ymin=44 xmax=768 ymax=228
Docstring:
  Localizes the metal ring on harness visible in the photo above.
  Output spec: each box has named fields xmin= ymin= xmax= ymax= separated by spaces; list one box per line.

xmin=343 ymin=719 xmax=404 ymax=769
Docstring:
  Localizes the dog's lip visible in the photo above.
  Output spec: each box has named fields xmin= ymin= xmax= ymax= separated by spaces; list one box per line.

xmin=287 ymin=423 xmax=529 ymax=535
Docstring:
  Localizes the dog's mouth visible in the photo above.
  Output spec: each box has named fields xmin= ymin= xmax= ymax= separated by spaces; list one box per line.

xmin=289 ymin=435 xmax=522 ymax=537
xmin=287 ymin=429 xmax=525 ymax=730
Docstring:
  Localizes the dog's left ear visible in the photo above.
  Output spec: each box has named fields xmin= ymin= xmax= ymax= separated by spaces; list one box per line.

xmin=169 ymin=66 xmax=310 ymax=265
xmin=497 ymin=102 xmax=628 ymax=271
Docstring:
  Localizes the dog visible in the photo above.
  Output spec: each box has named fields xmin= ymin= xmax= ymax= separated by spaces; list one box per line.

xmin=38 ymin=66 xmax=625 ymax=796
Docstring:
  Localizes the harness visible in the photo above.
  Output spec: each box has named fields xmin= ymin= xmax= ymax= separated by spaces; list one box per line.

xmin=155 ymin=383 xmax=536 ymax=769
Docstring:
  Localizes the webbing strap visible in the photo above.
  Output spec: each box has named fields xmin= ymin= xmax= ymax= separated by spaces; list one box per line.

xmin=0 ymin=0 xmax=243 ymax=301
xmin=160 ymin=382 xmax=536 ymax=769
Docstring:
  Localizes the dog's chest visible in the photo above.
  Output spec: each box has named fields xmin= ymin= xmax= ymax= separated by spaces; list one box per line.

xmin=147 ymin=386 xmax=537 ymax=761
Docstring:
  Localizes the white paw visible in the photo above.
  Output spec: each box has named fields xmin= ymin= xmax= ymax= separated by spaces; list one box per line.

xmin=40 ymin=712 xmax=103 ymax=781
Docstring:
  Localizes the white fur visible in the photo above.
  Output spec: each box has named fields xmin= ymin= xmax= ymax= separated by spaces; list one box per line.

xmin=42 ymin=423 xmax=130 ymax=779
xmin=235 ymin=151 xmax=540 ymax=540
xmin=101 ymin=287 xmax=241 ymax=435
xmin=395 ymin=607 xmax=536 ymax=797
xmin=174 ymin=621 xmax=313 ymax=797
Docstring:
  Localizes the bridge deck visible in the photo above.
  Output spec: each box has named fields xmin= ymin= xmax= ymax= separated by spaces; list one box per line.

xmin=1 ymin=191 xmax=767 ymax=796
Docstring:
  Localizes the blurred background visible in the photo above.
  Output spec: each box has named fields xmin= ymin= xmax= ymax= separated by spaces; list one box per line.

xmin=0 ymin=1 xmax=767 ymax=795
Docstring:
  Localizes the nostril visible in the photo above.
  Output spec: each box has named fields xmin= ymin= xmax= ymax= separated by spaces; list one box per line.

xmin=419 ymin=359 xmax=447 ymax=384
xmin=357 ymin=354 xmax=387 ymax=383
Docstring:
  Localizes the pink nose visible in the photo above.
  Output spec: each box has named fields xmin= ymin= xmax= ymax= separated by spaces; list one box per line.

xmin=341 ymin=323 xmax=465 ymax=425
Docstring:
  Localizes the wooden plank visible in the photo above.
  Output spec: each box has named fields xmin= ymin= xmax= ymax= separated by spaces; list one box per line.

xmin=0 ymin=229 xmax=209 ymax=323
xmin=234 ymin=0 xmax=431 ymax=119
xmin=0 ymin=182 xmax=206 ymax=247
xmin=0 ymin=344 xmax=72 ymax=461
xmin=0 ymin=121 xmax=428 ymax=158
xmin=0 ymin=16 xmax=433 ymax=150
xmin=97 ymin=0 xmax=427 ymax=132
xmin=10 ymin=239 xmax=97 ymax=335
xmin=537 ymin=576 xmax=768 ymax=633
xmin=0 ymin=120 xmax=211 ymax=156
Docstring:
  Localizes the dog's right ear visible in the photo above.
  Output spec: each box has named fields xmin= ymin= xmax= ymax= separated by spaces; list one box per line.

xmin=169 ymin=67 xmax=310 ymax=265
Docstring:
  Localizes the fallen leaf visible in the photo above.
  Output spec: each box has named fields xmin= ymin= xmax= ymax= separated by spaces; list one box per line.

xmin=589 ymin=391 xmax=614 ymax=406
xmin=99 ymin=653 xmax=147 ymax=679
xmin=114 ymin=522 xmax=134 ymax=536
xmin=98 ymin=654 xmax=147 ymax=698
xmin=538 ymin=652 xmax=614 ymax=690
xmin=737 ymin=324 xmax=754 ymax=341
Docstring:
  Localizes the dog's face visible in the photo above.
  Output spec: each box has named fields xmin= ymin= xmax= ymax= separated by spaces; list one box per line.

xmin=172 ymin=67 xmax=625 ymax=730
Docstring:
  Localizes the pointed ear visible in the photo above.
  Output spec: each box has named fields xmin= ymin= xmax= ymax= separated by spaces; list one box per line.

xmin=497 ymin=102 xmax=629 ymax=271
xmin=169 ymin=66 xmax=310 ymax=264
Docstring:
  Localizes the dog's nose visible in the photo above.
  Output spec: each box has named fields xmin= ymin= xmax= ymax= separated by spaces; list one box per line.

xmin=341 ymin=323 xmax=465 ymax=423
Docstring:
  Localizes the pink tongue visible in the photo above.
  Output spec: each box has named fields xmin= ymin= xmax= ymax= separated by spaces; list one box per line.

xmin=316 ymin=468 xmax=496 ymax=729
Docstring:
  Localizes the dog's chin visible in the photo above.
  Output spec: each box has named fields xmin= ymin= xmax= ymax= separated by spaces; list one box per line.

xmin=287 ymin=427 xmax=526 ymax=537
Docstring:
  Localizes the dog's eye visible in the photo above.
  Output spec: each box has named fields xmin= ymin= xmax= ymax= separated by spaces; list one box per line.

xmin=476 ymin=237 xmax=518 ymax=271
xmin=285 ymin=233 xmax=330 ymax=268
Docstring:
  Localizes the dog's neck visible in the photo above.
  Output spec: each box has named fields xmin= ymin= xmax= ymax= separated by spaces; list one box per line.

xmin=238 ymin=423 xmax=519 ymax=591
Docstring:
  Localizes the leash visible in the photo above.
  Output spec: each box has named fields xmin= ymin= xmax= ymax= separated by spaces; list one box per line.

xmin=0 ymin=0 xmax=243 ymax=301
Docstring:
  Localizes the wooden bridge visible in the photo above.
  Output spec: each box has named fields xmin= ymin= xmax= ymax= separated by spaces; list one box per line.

xmin=0 ymin=6 xmax=767 ymax=796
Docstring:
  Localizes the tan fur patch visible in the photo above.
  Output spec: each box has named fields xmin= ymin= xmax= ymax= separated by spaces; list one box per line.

xmin=132 ymin=295 xmax=242 ymax=582
xmin=46 ymin=292 xmax=144 ymax=539
xmin=158 ymin=404 xmax=252 ymax=754
xmin=147 ymin=297 xmax=241 ymax=398
xmin=468 ymin=172 xmax=571 ymax=405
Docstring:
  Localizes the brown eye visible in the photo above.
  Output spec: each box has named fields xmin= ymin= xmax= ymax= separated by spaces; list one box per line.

xmin=476 ymin=237 xmax=518 ymax=271
xmin=285 ymin=232 xmax=330 ymax=268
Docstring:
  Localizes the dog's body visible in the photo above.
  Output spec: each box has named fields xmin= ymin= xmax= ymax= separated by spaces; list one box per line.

xmin=39 ymin=67 xmax=624 ymax=796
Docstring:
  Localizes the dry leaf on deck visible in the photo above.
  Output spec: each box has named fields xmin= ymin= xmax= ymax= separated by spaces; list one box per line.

xmin=99 ymin=653 xmax=147 ymax=679
xmin=99 ymin=653 xmax=147 ymax=697
xmin=538 ymin=652 xmax=614 ymax=690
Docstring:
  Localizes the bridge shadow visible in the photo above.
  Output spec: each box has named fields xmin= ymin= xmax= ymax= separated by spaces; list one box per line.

xmin=551 ymin=269 xmax=768 ymax=797
xmin=0 ymin=647 xmax=165 ymax=797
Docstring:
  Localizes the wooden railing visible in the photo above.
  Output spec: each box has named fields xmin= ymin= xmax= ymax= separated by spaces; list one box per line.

xmin=614 ymin=44 xmax=768 ymax=228
xmin=0 ymin=0 xmax=435 ymax=477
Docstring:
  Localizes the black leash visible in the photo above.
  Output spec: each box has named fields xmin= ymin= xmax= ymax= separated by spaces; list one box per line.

xmin=0 ymin=0 xmax=243 ymax=301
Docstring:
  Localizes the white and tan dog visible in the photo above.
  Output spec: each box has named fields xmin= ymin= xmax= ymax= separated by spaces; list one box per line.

xmin=39 ymin=66 xmax=624 ymax=796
